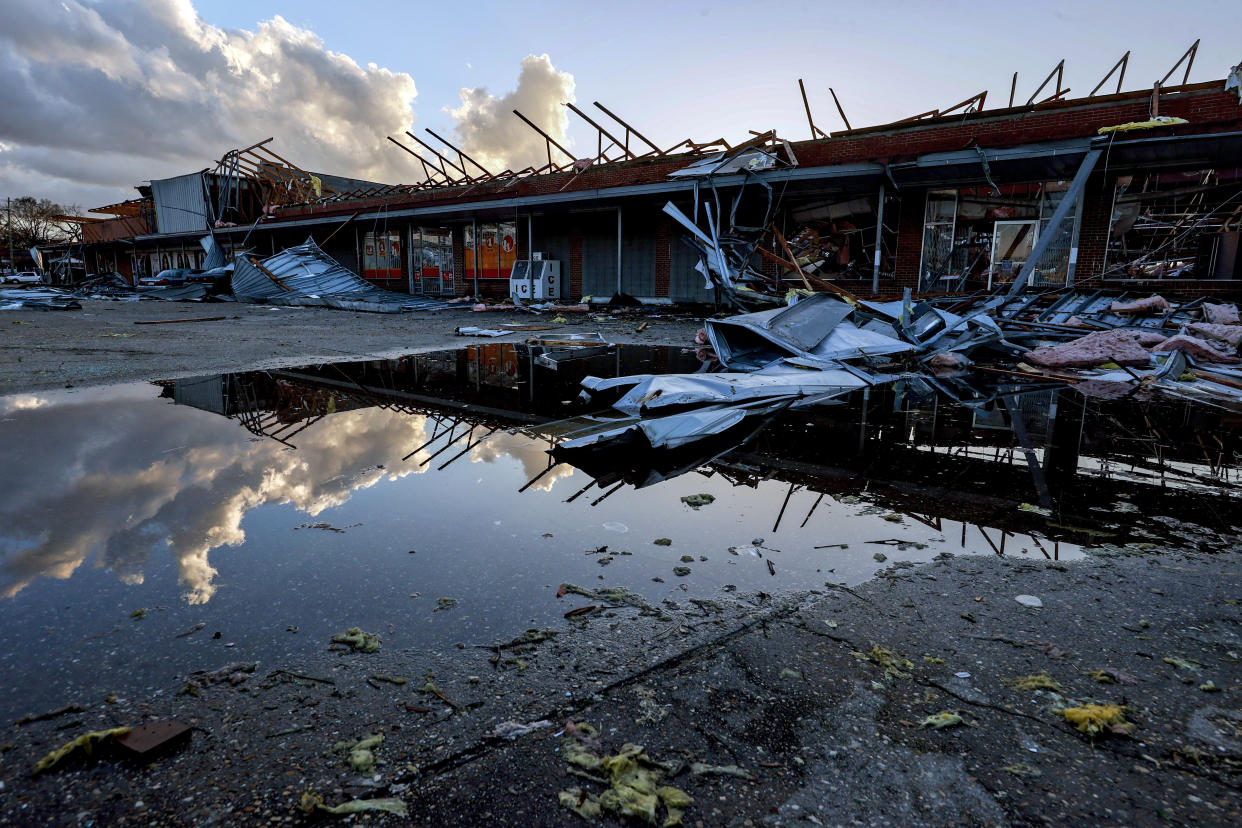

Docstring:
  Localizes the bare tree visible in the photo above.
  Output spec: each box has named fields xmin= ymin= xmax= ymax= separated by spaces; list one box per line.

xmin=5 ymin=197 xmax=83 ymax=249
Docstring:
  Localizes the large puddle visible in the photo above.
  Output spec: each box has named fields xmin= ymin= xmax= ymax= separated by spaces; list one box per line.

xmin=1 ymin=344 xmax=1239 ymax=717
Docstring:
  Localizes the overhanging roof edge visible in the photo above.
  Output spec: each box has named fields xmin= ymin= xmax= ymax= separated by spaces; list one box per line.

xmin=129 ymin=161 xmax=887 ymax=235
xmin=893 ymin=137 xmax=1094 ymax=172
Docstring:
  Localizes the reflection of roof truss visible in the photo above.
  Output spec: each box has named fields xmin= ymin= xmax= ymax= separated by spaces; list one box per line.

xmin=230 ymin=375 xmax=333 ymax=447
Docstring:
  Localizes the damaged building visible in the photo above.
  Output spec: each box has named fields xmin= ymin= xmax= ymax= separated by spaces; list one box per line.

xmin=66 ymin=57 xmax=1242 ymax=306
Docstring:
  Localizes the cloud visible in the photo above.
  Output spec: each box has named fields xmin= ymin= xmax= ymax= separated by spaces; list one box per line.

xmin=468 ymin=430 xmax=576 ymax=493
xmin=0 ymin=391 xmax=434 ymax=604
xmin=0 ymin=0 xmax=418 ymax=206
xmin=0 ymin=394 xmax=49 ymax=414
xmin=449 ymin=54 xmax=576 ymax=173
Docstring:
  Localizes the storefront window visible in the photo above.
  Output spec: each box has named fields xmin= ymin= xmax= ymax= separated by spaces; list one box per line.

xmin=919 ymin=183 xmax=1076 ymax=292
xmin=463 ymin=221 xmax=518 ymax=281
xmin=363 ymin=231 xmax=402 ymax=281
xmin=1105 ymin=169 xmax=1242 ymax=279
xmin=409 ymin=228 xmax=455 ymax=295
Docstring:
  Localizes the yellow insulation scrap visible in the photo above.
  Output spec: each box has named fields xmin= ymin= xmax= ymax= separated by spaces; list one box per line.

xmin=557 ymin=722 xmax=693 ymax=826
xmin=1057 ymin=703 xmax=1135 ymax=737
xmin=299 ymin=790 xmax=407 ymax=817
xmin=559 ymin=788 xmax=603 ymax=819
xmin=563 ymin=722 xmax=603 ymax=771
xmin=919 ymin=712 xmax=964 ymax=730
xmin=330 ymin=627 xmax=381 ymax=653
xmin=1004 ymin=673 xmax=1062 ymax=692
xmin=1098 ymin=116 xmax=1188 ymax=134
xmin=850 ymin=645 xmax=913 ymax=679
xmin=33 ymin=727 xmax=131 ymax=775
xmin=332 ymin=733 xmax=384 ymax=773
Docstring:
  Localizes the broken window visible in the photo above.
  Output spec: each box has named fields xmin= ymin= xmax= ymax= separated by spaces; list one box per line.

xmin=409 ymin=228 xmax=454 ymax=295
xmin=1104 ymin=168 xmax=1242 ymax=280
xmin=919 ymin=183 xmax=1078 ymax=292
xmin=787 ymin=193 xmax=897 ymax=279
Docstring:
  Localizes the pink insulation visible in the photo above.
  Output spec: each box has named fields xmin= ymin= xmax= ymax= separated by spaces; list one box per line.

xmin=1202 ymin=302 xmax=1241 ymax=325
xmin=930 ymin=352 xmax=970 ymax=373
xmin=1109 ymin=295 xmax=1171 ymax=314
xmin=1132 ymin=330 xmax=1168 ymax=347
xmin=1023 ymin=329 xmax=1154 ymax=369
xmin=1186 ymin=323 xmax=1242 ymax=349
xmin=1152 ymin=335 xmax=1241 ymax=364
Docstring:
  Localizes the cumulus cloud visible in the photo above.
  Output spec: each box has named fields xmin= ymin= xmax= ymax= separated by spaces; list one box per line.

xmin=0 ymin=0 xmax=419 ymax=205
xmin=449 ymin=54 xmax=576 ymax=173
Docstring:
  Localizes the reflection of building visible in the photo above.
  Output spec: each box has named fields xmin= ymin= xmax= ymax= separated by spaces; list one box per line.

xmin=161 ymin=345 xmax=1240 ymax=550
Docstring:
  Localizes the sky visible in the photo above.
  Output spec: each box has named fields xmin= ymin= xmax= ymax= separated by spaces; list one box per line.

xmin=0 ymin=0 xmax=1236 ymax=209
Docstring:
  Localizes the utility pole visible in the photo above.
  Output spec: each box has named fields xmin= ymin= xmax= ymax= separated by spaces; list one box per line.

xmin=6 ymin=197 xmax=13 ymax=274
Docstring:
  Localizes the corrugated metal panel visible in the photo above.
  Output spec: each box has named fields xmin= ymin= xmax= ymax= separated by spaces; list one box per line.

xmin=579 ymin=210 xmax=617 ymax=298
xmin=231 ymin=238 xmax=451 ymax=311
xmin=150 ymin=173 xmax=209 ymax=234
xmin=620 ymin=207 xmax=656 ymax=296
xmin=173 ymin=376 xmax=226 ymax=414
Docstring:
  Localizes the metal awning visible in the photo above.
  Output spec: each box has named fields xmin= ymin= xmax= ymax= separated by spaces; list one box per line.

xmin=889 ymin=138 xmax=1093 ymax=187
xmin=1102 ymin=129 xmax=1242 ymax=171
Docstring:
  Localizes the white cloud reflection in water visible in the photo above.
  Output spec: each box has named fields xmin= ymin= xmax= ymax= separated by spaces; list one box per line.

xmin=0 ymin=388 xmax=437 ymax=604
xmin=467 ymin=430 xmax=575 ymax=493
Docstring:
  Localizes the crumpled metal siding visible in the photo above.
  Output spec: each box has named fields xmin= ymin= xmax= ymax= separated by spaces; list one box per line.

xmin=705 ymin=294 xmax=854 ymax=367
xmin=231 ymin=239 xmax=451 ymax=311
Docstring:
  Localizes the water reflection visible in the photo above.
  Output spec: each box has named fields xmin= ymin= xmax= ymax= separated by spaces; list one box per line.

xmin=0 ymin=387 xmax=434 ymax=603
xmin=1 ymin=343 xmax=1238 ymax=608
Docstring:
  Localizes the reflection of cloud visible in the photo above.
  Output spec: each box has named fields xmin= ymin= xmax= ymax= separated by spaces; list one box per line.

xmin=469 ymin=431 xmax=575 ymax=492
xmin=0 ymin=393 xmax=431 ymax=604
xmin=0 ymin=395 xmax=48 ymax=414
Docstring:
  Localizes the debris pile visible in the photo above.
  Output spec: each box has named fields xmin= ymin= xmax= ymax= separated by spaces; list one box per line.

xmin=231 ymin=238 xmax=453 ymax=312
xmin=74 ymin=272 xmax=213 ymax=302
xmin=0 ymin=287 xmax=81 ymax=311
xmin=558 ymin=290 xmax=1242 ymax=459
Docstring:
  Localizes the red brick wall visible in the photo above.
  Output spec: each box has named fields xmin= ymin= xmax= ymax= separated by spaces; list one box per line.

xmin=655 ymin=216 xmax=671 ymax=297
xmin=893 ymin=188 xmax=928 ymax=289
xmin=569 ymin=231 xmax=583 ymax=298
xmin=1098 ymin=279 xmax=1242 ymax=299
xmin=794 ymin=84 xmax=1242 ymax=168
xmin=1075 ymin=173 xmax=1114 ymax=282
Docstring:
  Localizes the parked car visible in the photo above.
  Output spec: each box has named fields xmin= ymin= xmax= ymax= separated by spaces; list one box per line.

xmin=139 ymin=268 xmax=189 ymax=286
xmin=6 ymin=271 xmax=43 ymax=285
xmin=182 ymin=269 xmax=215 ymax=284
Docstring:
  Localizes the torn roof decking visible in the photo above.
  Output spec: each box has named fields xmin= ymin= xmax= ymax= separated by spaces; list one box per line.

xmin=260 ymin=83 xmax=1242 ymax=224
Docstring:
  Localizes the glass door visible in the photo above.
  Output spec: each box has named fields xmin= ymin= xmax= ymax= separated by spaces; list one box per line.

xmin=989 ymin=220 xmax=1038 ymax=289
